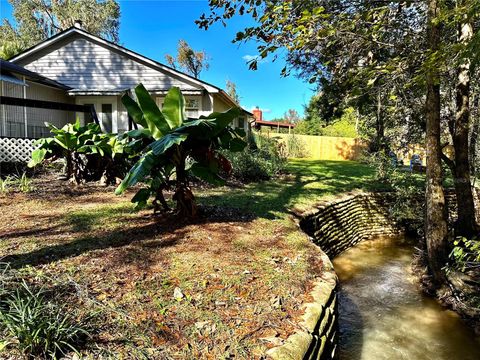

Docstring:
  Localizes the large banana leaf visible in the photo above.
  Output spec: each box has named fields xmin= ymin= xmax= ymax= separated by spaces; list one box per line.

xmin=121 ymin=94 xmax=148 ymax=129
xmin=134 ymin=84 xmax=170 ymax=139
xmin=53 ymin=132 xmax=76 ymax=150
xmin=198 ymin=107 xmax=242 ymax=136
xmin=131 ymin=188 xmax=152 ymax=209
xmin=115 ymin=151 xmax=160 ymax=194
xmin=173 ymin=108 xmax=240 ymax=141
xmin=162 ymin=87 xmax=185 ymax=129
xmin=190 ymin=163 xmax=226 ymax=186
xmin=149 ymin=132 xmax=188 ymax=155
xmin=28 ymin=148 xmax=48 ymax=167
xmin=123 ymin=128 xmax=152 ymax=139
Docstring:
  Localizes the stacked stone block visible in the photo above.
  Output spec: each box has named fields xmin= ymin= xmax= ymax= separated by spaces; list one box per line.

xmin=300 ymin=193 xmax=402 ymax=257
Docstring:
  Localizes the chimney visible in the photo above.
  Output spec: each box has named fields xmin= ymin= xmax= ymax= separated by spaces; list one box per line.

xmin=73 ymin=20 xmax=83 ymax=29
xmin=252 ymin=106 xmax=263 ymax=122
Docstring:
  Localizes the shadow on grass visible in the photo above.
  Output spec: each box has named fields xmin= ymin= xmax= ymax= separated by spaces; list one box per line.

xmin=0 ymin=204 xmax=135 ymax=240
xmin=2 ymin=203 xmax=255 ymax=270
xmin=2 ymin=221 xmax=182 ymax=270
xmin=200 ymin=160 xmax=381 ymax=219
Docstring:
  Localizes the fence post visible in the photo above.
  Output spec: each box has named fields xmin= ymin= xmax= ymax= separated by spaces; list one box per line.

xmin=22 ymin=76 xmax=27 ymax=138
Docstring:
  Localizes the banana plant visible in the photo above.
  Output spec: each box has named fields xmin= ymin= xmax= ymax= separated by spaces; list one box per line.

xmin=116 ymin=84 xmax=246 ymax=217
xmin=28 ymin=120 xmax=131 ymax=184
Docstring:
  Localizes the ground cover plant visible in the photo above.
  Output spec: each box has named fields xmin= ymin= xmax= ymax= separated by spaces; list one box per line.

xmin=0 ymin=270 xmax=89 ymax=359
xmin=0 ymin=160 xmax=378 ymax=359
xmin=0 ymin=173 xmax=34 ymax=195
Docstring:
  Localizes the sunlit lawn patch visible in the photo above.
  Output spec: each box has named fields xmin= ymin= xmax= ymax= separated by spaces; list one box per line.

xmin=199 ymin=159 xmax=381 ymax=217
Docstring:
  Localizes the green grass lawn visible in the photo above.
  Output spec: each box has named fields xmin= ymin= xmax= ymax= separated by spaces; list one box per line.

xmin=0 ymin=159 xmax=384 ymax=359
xmin=198 ymin=159 xmax=382 ymax=218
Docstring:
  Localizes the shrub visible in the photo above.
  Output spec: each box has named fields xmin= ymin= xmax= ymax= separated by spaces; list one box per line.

xmin=449 ymin=237 xmax=480 ymax=273
xmin=0 ymin=280 xmax=88 ymax=359
xmin=223 ymin=134 xmax=287 ymax=182
xmin=0 ymin=176 xmax=13 ymax=195
xmin=286 ymin=134 xmax=307 ymax=158
xmin=0 ymin=173 xmax=34 ymax=194
xmin=222 ymin=149 xmax=271 ymax=181
xmin=368 ymin=150 xmax=425 ymax=235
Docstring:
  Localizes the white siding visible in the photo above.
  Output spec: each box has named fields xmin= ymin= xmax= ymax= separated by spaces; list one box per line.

xmin=22 ymin=38 xmax=203 ymax=92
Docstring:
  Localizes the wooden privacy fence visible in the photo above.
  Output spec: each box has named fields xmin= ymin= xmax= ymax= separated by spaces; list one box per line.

xmin=266 ymin=133 xmax=367 ymax=160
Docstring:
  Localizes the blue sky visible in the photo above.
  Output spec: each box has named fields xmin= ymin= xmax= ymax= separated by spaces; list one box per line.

xmin=0 ymin=0 xmax=315 ymax=119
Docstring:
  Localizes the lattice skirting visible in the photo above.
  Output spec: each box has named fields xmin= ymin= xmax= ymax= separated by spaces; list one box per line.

xmin=0 ymin=137 xmax=37 ymax=163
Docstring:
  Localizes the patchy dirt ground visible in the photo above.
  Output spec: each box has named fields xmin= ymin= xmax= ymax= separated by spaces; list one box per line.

xmin=0 ymin=174 xmax=325 ymax=359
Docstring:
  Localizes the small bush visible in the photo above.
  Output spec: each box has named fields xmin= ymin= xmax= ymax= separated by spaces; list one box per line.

xmin=18 ymin=173 xmax=34 ymax=193
xmin=0 ymin=280 xmax=88 ymax=359
xmin=449 ymin=237 xmax=480 ymax=273
xmin=0 ymin=173 xmax=34 ymax=194
xmin=0 ymin=176 xmax=13 ymax=195
xmin=222 ymin=135 xmax=287 ymax=182
xmin=286 ymin=134 xmax=307 ymax=158
xmin=367 ymin=150 xmax=425 ymax=235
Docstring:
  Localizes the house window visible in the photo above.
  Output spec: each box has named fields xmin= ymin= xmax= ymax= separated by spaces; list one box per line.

xmin=6 ymin=120 xmax=25 ymax=138
xmin=185 ymin=98 xmax=200 ymax=118
xmin=101 ymin=104 xmax=113 ymax=133
xmin=237 ymin=117 xmax=245 ymax=130
xmin=156 ymin=97 xmax=164 ymax=109
xmin=84 ymin=103 xmax=95 ymax=123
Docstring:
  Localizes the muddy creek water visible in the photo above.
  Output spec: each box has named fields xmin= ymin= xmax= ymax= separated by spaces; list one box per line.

xmin=332 ymin=236 xmax=480 ymax=360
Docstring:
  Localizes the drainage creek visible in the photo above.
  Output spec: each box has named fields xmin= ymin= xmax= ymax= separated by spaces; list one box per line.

xmin=333 ymin=235 xmax=480 ymax=360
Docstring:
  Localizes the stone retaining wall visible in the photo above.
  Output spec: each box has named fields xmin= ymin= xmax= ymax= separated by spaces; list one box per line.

xmin=299 ymin=192 xmax=402 ymax=258
xmin=268 ymin=189 xmax=479 ymax=360
xmin=267 ymin=192 xmax=401 ymax=360
xmin=267 ymin=250 xmax=338 ymax=360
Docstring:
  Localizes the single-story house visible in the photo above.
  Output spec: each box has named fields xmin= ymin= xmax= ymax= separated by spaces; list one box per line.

xmin=1 ymin=21 xmax=252 ymax=139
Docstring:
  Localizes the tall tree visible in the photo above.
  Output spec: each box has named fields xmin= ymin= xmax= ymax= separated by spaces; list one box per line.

xmin=425 ymin=0 xmax=449 ymax=283
xmin=197 ymin=0 xmax=470 ymax=284
xmin=226 ymin=79 xmax=241 ymax=104
xmin=451 ymin=1 xmax=478 ymax=237
xmin=0 ymin=0 xmax=120 ymax=58
xmin=283 ymin=109 xmax=301 ymax=124
xmin=165 ymin=39 xmax=209 ymax=79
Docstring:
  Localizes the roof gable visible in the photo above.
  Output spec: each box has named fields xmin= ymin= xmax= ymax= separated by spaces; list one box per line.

xmin=9 ymin=27 xmax=220 ymax=94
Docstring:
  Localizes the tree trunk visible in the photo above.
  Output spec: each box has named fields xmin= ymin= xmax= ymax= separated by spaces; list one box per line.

xmin=373 ymin=90 xmax=385 ymax=151
xmin=65 ymin=152 xmax=73 ymax=180
xmin=153 ymin=186 xmax=171 ymax=213
xmin=425 ymin=0 xmax=449 ymax=285
xmin=173 ymin=147 xmax=197 ymax=218
xmin=453 ymin=15 xmax=477 ymax=237
xmin=469 ymin=94 xmax=479 ymax=175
